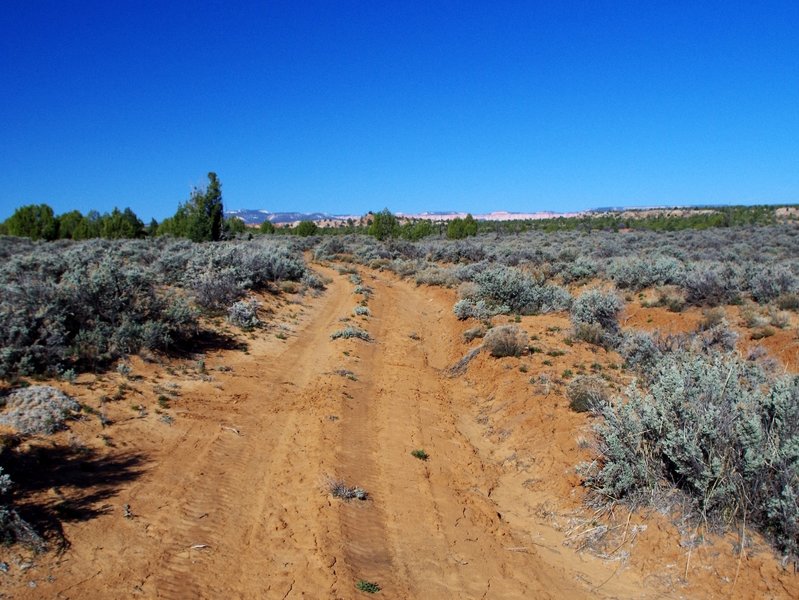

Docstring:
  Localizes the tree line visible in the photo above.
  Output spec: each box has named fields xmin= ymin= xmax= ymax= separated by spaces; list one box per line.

xmin=0 ymin=172 xmax=246 ymax=242
xmin=3 ymin=174 xmax=789 ymax=243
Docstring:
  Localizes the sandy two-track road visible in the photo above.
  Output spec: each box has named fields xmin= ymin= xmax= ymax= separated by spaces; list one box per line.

xmin=3 ymin=266 xmax=796 ymax=599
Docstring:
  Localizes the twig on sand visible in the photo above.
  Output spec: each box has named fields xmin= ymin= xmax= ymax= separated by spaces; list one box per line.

xmin=189 ymin=544 xmax=210 ymax=550
xmin=221 ymin=425 xmax=242 ymax=436
xmin=448 ymin=346 xmax=483 ymax=377
xmin=606 ymin=509 xmax=633 ymax=557
xmin=730 ymin=511 xmax=747 ymax=597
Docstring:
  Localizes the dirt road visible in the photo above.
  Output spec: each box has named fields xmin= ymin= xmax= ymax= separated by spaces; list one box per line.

xmin=4 ymin=266 xmax=796 ymax=599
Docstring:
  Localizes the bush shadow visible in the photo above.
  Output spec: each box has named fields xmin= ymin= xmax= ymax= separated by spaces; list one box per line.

xmin=2 ymin=444 xmax=147 ymax=548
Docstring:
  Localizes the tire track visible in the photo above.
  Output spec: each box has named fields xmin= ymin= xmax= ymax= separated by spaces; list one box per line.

xmin=148 ymin=271 xmax=356 ymax=598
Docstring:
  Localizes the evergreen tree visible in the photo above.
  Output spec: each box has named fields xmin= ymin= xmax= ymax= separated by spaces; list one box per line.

xmin=73 ymin=210 xmax=103 ymax=240
xmin=295 ymin=220 xmax=318 ymax=236
xmin=463 ymin=213 xmax=478 ymax=236
xmin=447 ymin=214 xmax=478 ymax=239
xmin=186 ymin=172 xmax=223 ymax=242
xmin=222 ymin=216 xmax=247 ymax=238
xmin=401 ymin=219 xmax=435 ymax=240
xmin=259 ymin=220 xmax=275 ymax=234
xmin=57 ymin=210 xmax=84 ymax=239
xmin=158 ymin=172 xmax=224 ymax=242
xmin=368 ymin=208 xmax=399 ymax=240
xmin=4 ymin=204 xmax=59 ymax=240
xmin=101 ymin=207 xmax=145 ymax=239
xmin=145 ymin=218 xmax=159 ymax=237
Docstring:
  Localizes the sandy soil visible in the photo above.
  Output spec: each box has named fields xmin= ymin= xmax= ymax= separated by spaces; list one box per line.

xmin=1 ymin=265 xmax=797 ymax=599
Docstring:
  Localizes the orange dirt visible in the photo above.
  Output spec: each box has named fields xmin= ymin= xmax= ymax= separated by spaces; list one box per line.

xmin=1 ymin=266 xmax=797 ymax=599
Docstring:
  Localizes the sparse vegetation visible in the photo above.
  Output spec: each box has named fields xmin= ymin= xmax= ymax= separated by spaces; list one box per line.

xmin=411 ymin=449 xmax=429 ymax=461
xmin=331 ymin=326 xmax=371 ymax=341
xmin=327 ymin=478 xmax=369 ymax=501
xmin=355 ymin=579 xmax=381 ymax=593
xmin=2 ymin=199 xmax=799 ymax=581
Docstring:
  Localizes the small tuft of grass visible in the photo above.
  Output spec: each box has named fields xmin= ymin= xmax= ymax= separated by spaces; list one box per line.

xmin=751 ymin=326 xmax=775 ymax=340
xmin=411 ymin=449 xmax=429 ymax=461
xmin=356 ymin=579 xmax=381 ymax=593
xmin=331 ymin=326 xmax=371 ymax=341
xmin=334 ymin=369 xmax=358 ymax=381
xmin=157 ymin=395 xmax=170 ymax=408
xmin=327 ymin=478 xmax=369 ymax=501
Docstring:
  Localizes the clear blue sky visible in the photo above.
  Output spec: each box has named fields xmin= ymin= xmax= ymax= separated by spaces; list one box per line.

xmin=2 ymin=1 xmax=798 ymax=221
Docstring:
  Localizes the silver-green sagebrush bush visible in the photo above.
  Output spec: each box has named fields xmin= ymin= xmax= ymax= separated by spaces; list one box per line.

xmin=0 ymin=235 xmax=314 ymax=378
xmin=607 ymin=256 xmax=685 ymax=290
xmin=0 ymin=385 xmax=80 ymax=435
xmin=452 ymin=299 xmax=508 ymax=321
xmin=227 ymin=299 xmax=261 ymax=330
xmin=583 ymin=351 xmax=799 ymax=557
xmin=570 ymin=289 xmax=623 ymax=348
xmin=473 ymin=266 xmax=571 ymax=315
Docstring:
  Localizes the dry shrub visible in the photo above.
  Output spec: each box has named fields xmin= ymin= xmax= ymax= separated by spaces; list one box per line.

xmin=566 ymin=376 xmax=609 ymax=413
xmin=698 ymin=307 xmax=726 ymax=331
xmin=483 ymin=325 xmax=529 ymax=358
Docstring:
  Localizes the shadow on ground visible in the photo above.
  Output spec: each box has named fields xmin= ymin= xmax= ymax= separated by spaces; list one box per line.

xmin=1 ymin=443 xmax=147 ymax=549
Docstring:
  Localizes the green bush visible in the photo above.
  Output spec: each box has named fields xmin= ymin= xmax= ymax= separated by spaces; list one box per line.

xmin=411 ymin=449 xmax=429 ymax=461
xmin=355 ymin=579 xmax=381 ymax=593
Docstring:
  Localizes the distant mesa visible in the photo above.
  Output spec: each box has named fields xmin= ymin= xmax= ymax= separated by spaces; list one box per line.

xmin=396 ymin=210 xmax=584 ymax=221
xmin=225 ymin=209 xmax=353 ymax=225
xmin=224 ymin=208 xmax=586 ymax=227
xmin=224 ymin=204 xmax=757 ymax=228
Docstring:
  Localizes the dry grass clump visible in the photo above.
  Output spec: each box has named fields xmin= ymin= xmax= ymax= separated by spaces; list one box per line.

xmin=566 ymin=375 xmax=609 ymax=413
xmin=483 ymin=325 xmax=528 ymax=358
xmin=326 ymin=477 xmax=368 ymax=501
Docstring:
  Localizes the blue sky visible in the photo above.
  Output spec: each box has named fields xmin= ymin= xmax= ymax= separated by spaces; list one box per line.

xmin=2 ymin=1 xmax=798 ymax=221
